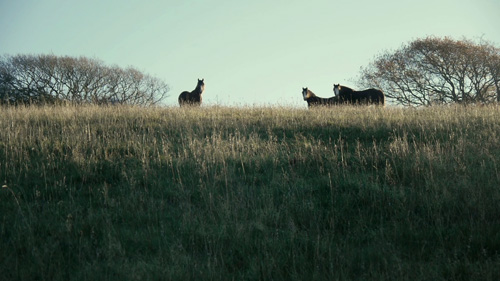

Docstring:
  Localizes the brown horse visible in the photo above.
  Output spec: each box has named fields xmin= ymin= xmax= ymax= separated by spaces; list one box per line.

xmin=178 ymin=79 xmax=205 ymax=106
xmin=302 ymin=87 xmax=339 ymax=108
xmin=333 ymin=84 xmax=385 ymax=105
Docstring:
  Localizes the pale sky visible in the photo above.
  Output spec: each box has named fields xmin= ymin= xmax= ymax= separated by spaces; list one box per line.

xmin=1 ymin=0 xmax=499 ymax=107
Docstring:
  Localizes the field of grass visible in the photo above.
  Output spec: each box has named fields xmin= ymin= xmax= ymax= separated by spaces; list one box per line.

xmin=1 ymin=105 xmax=500 ymax=280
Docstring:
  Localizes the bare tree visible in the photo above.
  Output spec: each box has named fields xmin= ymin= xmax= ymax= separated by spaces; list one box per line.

xmin=359 ymin=37 xmax=500 ymax=106
xmin=0 ymin=54 xmax=169 ymax=106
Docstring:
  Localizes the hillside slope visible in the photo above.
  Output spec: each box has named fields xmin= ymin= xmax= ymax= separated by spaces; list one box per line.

xmin=1 ymin=105 xmax=499 ymax=280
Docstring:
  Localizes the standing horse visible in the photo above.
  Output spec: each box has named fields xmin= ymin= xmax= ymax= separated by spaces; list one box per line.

xmin=333 ymin=84 xmax=385 ymax=105
xmin=302 ymin=87 xmax=339 ymax=108
xmin=178 ymin=79 xmax=205 ymax=106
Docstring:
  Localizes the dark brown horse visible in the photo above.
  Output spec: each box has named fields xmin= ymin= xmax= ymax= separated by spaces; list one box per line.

xmin=178 ymin=79 xmax=205 ymax=106
xmin=333 ymin=84 xmax=385 ymax=105
xmin=302 ymin=87 xmax=339 ymax=108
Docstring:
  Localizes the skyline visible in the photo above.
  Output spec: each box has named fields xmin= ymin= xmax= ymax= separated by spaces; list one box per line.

xmin=1 ymin=0 xmax=499 ymax=107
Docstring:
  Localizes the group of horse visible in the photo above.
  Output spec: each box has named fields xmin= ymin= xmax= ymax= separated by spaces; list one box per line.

xmin=302 ymin=85 xmax=385 ymax=107
xmin=178 ymin=79 xmax=385 ymax=107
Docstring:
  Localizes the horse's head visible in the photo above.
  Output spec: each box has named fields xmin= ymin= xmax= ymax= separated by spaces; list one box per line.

xmin=333 ymin=84 xmax=341 ymax=96
xmin=302 ymin=87 xmax=309 ymax=100
xmin=197 ymin=79 xmax=205 ymax=93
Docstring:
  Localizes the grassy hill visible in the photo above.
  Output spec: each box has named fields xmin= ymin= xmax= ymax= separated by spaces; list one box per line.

xmin=1 ymin=105 xmax=499 ymax=280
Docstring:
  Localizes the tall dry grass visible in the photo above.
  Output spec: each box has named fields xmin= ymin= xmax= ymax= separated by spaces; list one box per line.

xmin=1 ymin=104 xmax=499 ymax=280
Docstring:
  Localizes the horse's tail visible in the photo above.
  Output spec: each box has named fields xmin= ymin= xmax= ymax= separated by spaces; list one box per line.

xmin=379 ymin=90 xmax=385 ymax=106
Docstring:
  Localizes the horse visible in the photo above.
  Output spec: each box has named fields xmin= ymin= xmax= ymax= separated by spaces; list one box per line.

xmin=302 ymin=87 xmax=339 ymax=108
xmin=178 ymin=79 xmax=205 ymax=106
xmin=333 ymin=84 xmax=385 ymax=105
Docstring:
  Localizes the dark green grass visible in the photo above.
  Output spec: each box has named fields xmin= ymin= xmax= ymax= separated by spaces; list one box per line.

xmin=1 ymin=105 xmax=499 ymax=280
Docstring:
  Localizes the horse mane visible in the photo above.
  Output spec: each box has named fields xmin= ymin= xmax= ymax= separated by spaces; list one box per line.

xmin=338 ymin=85 xmax=354 ymax=94
xmin=307 ymin=89 xmax=317 ymax=97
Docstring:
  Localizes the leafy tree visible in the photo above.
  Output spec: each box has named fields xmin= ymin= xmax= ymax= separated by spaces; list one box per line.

xmin=359 ymin=37 xmax=500 ymax=106
xmin=0 ymin=54 xmax=169 ymax=106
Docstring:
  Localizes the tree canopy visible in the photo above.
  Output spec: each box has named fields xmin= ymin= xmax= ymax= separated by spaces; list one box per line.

xmin=359 ymin=37 xmax=500 ymax=106
xmin=0 ymin=54 xmax=169 ymax=106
